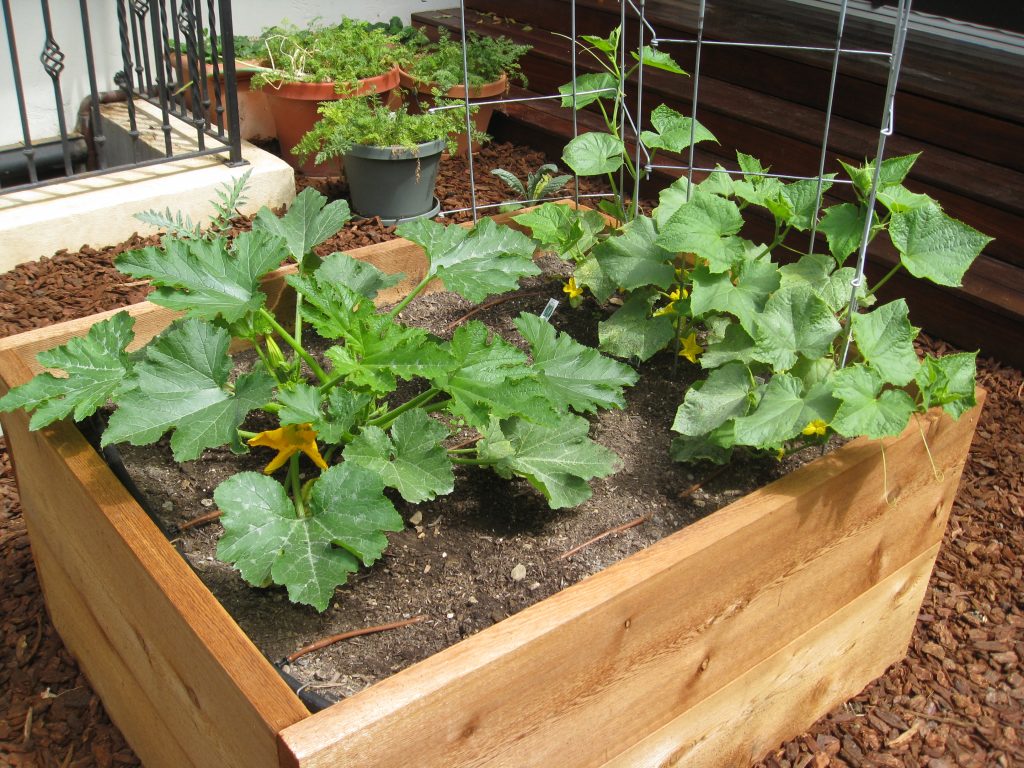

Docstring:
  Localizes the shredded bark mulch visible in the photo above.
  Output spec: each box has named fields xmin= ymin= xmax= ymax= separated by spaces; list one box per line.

xmin=1 ymin=142 xmax=1021 ymax=766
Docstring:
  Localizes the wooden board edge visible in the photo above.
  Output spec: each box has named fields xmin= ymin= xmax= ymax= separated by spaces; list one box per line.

xmin=600 ymin=543 xmax=940 ymax=768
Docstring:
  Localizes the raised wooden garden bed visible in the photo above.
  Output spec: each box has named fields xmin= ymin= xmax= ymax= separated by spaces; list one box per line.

xmin=0 ymin=231 xmax=983 ymax=768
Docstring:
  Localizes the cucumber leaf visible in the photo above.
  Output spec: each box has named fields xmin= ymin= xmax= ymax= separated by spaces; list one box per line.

xmin=598 ymin=289 xmax=676 ymax=362
xmin=656 ymin=190 xmax=745 ymax=272
xmin=593 ymin=215 xmax=676 ymax=291
xmin=915 ymin=351 xmax=978 ymax=419
xmin=751 ymin=285 xmax=842 ymax=372
xmin=829 ymin=365 xmax=915 ymax=439
xmin=557 ymin=72 xmax=618 ymax=109
xmin=640 ymin=105 xmax=717 ymax=154
xmin=562 ymin=131 xmax=625 ymax=176
xmin=672 ymin=361 xmax=755 ymax=437
xmin=850 ymin=299 xmax=920 ymax=386
xmin=889 ymin=202 xmax=992 ymax=287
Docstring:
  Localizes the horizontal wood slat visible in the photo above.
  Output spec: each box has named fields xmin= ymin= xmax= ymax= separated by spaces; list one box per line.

xmin=602 ymin=544 xmax=939 ymax=767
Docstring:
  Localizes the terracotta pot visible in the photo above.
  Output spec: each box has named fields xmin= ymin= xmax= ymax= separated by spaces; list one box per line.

xmin=399 ymin=69 xmax=508 ymax=155
xmin=167 ymin=52 xmax=276 ymax=142
xmin=264 ymin=66 xmax=401 ymax=177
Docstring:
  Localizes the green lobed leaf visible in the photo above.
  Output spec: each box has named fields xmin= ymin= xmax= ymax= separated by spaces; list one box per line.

xmin=640 ymin=105 xmax=716 ymax=154
xmin=102 ymin=318 xmax=274 ymax=461
xmin=850 ymin=299 xmax=920 ymax=386
xmin=751 ymin=285 xmax=842 ymax=372
xmin=777 ymin=253 xmax=870 ymax=314
xmin=343 ymin=409 xmax=454 ymax=503
xmin=656 ymin=189 xmax=745 ymax=272
xmin=915 ymin=351 xmax=978 ymax=419
xmin=277 ymin=383 xmax=371 ymax=443
xmin=841 ymin=153 xmax=920 ymax=197
xmin=431 ymin=321 xmax=553 ymax=429
xmin=876 ymin=184 xmax=932 ymax=214
xmin=598 ymin=289 xmax=676 ymax=362
xmin=286 ymin=271 xmax=365 ymax=340
xmin=654 ymin=177 xmax=694 ymax=230
xmin=215 ymin=464 xmax=403 ymax=611
xmin=0 ymin=312 xmax=136 ymax=430
xmin=732 ymin=154 xmax=791 ymax=220
xmin=670 ymin=423 xmax=735 ymax=464
xmin=817 ymin=203 xmax=869 ymax=266
xmin=732 ymin=374 xmax=838 ymax=449
xmin=782 ymin=175 xmax=836 ymax=231
xmin=315 ymin=251 xmax=403 ymax=299
xmin=829 ymin=364 xmax=914 ymax=439
xmin=515 ymin=313 xmax=638 ymax=413
xmin=672 ymin=361 xmax=755 ymax=437
xmin=562 ymin=132 xmax=625 ymax=177
xmin=690 ymin=259 xmax=781 ymax=332
xmin=700 ymin=321 xmax=760 ymax=368
xmin=254 ymin=187 xmax=351 ymax=269
xmin=574 ymin=254 xmax=617 ymax=304
xmin=557 ymin=72 xmax=619 ymax=109
xmin=116 ymin=229 xmax=287 ymax=323
xmin=513 ymin=204 xmax=605 ymax=260
xmin=632 ymin=46 xmax=687 ymax=74
xmin=398 ymin=217 xmax=540 ymax=303
xmin=325 ymin=320 xmax=452 ymax=393
xmin=593 ymin=215 xmax=675 ymax=291
xmin=477 ymin=414 xmax=617 ymax=509
xmin=889 ymin=202 xmax=992 ymax=287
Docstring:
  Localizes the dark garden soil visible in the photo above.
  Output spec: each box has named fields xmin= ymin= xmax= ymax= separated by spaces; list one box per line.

xmin=1 ymin=141 xmax=1022 ymax=766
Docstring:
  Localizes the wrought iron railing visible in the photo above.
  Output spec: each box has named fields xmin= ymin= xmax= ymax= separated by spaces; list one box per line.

xmin=1 ymin=0 xmax=244 ymax=194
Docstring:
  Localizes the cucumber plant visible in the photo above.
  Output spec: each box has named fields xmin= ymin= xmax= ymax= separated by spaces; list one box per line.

xmin=0 ymin=188 xmax=637 ymax=611
xmin=516 ymin=151 xmax=991 ymax=464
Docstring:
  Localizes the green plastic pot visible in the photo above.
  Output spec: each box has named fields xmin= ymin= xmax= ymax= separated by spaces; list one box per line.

xmin=343 ymin=139 xmax=445 ymax=224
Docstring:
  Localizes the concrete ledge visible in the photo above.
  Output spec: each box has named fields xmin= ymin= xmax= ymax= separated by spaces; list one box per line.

xmin=0 ymin=101 xmax=295 ymax=270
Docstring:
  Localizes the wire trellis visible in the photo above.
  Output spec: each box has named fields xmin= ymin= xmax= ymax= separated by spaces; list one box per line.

xmin=430 ymin=0 xmax=914 ymax=356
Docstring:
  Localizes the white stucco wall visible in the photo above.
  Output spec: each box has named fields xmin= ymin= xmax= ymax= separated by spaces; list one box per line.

xmin=0 ymin=0 xmax=451 ymax=147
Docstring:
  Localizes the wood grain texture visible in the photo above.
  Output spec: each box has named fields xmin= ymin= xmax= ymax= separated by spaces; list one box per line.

xmin=0 ymin=387 xmax=308 ymax=768
xmin=601 ymin=544 xmax=941 ymax=767
xmin=278 ymin=396 xmax=982 ymax=768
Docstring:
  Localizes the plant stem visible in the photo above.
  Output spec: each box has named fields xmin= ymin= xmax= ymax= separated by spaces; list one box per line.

xmin=238 ymin=429 xmax=260 ymax=440
xmin=450 ymin=456 xmax=492 ymax=466
xmin=387 ymin=274 xmax=433 ymax=320
xmin=258 ymin=308 xmax=329 ymax=384
xmin=867 ymin=262 xmax=902 ymax=297
xmin=289 ymin=454 xmax=308 ymax=518
xmin=252 ymin=344 xmax=285 ymax=387
xmin=365 ymin=388 xmax=442 ymax=430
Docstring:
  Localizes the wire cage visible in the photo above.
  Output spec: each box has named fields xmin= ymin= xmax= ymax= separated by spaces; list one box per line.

xmin=432 ymin=0 xmax=914 ymax=347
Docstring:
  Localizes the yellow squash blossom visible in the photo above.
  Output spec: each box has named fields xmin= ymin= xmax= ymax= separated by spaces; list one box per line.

xmin=248 ymin=423 xmax=328 ymax=474
xmin=562 ymin=276 xmax=584 ymax=300
xmin=678 ymin=332 xmax=703 ymax=363
xmin=801 ymin=419 xmax=828 ymax=437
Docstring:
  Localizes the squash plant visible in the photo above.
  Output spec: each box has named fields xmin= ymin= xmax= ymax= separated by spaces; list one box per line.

xmin=516 ymin=150 xmax=991 ymax=464
xmin=0 ymin=188 xmax=638 ymax=611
